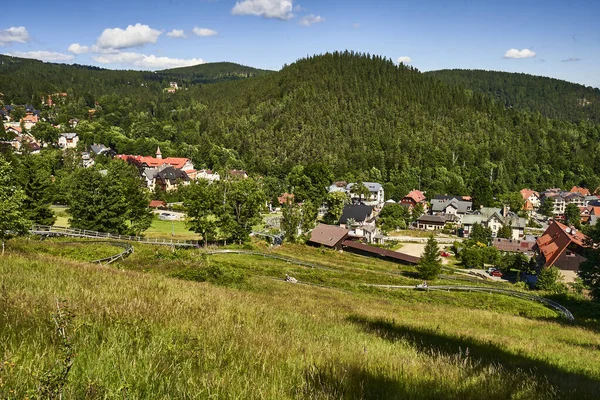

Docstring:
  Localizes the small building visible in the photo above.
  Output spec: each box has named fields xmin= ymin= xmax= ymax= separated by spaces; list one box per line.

xmin=197 ymin=169 xmax=220 ymax=182
xmin=149 ymin=200 xmax=168 ymax=209
xmin=416 ymin=215 xmax=449 ymax=231
xmin=493 ymin=237 xmax=536 ymax=253
xmin=229 ymin=169 xmax=248 ymax=179
xmin=58 ymin=133 xmax=79 ymax=149
xmin=307 ymin=223 xmax=349 ymax=250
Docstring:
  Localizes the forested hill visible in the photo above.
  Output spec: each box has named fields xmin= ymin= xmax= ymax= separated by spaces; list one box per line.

xmin=160 ymin=51 xmax=600 ymax=198
xmin=0 ymin=54 xmax=268 ymax=105
xmin=158 ymin=62 xmax=273 ymax=84
xmin=425 ymin=69 xmax=600 ymax=124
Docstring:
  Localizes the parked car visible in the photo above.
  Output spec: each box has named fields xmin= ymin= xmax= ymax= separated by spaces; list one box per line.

xmin=440 ymin=251 xmax=451 ymax=257
xmin=491 ymin=270 xmax=503 ymax=277
xmin=159 ymin=212 xmax=177 ymax=221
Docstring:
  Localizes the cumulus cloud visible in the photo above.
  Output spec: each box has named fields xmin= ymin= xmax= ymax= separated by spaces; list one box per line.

xmin=7 ymin=50 xmax=74 ymax=63
xmin=92 ymin=51 xmax=205 ymax=69
xmin=167 ymin=29 xmax=187 ymax=38
xmin=67 ymin=43 xmax=90 ymax=54
xmin=193 ymin=27 xmax=218 ymax=37
xmin=561 ymin=57 xmax=580 ymax=62
xmin=96 ymin=23 xmax=162 ymax=49
xmin=503 ymin=48 xmax=536 ymax=59
xmin=397 ymin=56 xmax=412 ymax=64
xmin=232 ymin=0 xmax=294 ymax=20
xmin=299 ymin=15 xmax=325 ymax=27
xmin=0 ymin=26 xmax=30 ymax=46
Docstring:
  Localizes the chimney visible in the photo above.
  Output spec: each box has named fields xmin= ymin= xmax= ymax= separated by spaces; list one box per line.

xmin=156 ymin=146 xmax=162 ymax=159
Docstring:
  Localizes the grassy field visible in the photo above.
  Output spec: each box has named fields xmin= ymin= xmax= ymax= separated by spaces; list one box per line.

xmin=144 ymin=217 xmax=199 ymax=240
xmin=2 ymin=238 xmax=600 ymax=399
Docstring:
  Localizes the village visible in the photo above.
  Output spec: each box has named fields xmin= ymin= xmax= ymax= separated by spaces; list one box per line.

xmin=2 ymin=99 xmax=598 ymax=289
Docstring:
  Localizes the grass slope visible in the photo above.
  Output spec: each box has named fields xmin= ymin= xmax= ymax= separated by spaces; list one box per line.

xmin=1 ymin=240 xmax=600 ymax=399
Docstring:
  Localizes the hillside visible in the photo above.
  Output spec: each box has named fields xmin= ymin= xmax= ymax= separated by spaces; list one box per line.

xmin=158 ymin=62 xmax=273 ymax=84
xmin=426 ymin=69 xmax=600 ymax=124
xmin=2 ymin=238 xmax=600 ymax=399
xmin=151 ymin=52 xmax=600 ymax=197
xmin=0 ymin=54 xmax=267 ymax=105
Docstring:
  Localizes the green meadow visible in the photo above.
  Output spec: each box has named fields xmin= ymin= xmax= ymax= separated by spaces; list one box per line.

xmin=1 ymin=238 xmax=599 ymax=399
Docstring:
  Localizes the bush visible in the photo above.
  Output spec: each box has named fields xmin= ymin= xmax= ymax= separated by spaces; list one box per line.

xmin=536 ymin=266 xmax=568 ymax=293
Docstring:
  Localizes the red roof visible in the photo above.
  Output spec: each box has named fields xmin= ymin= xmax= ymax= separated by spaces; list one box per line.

xmin=520 ymin=188 xmax=539 ymax=201
xmin=570 ymin=186 xmax=590 ymax=196
xmin=535 ymin=221 xmax=591 ymax=268
xmin=404 ymin=190 xmax=426 ymax=203
xmin=523 ymin=199 xmax=534 ymax=211
xmin=116 ymin=154 xmax=192 ymax=171
xmin=149 ymin=200 xmax=167 ymax=208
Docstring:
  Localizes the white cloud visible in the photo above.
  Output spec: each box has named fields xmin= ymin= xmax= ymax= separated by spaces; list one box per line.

xmin=96 ymin=23 xmax=162 ymax=49
xmin=92 ymin=51 xmax=205 ymax=69
xmin=7 ymin=50 xmax=74 ymax=63
xmin=193 ymin=27 xmax=218 ymax=37
xmin=397 ymin=56 xmax=412 ymax=64
xmin=503 ymin=48 xmax=536 ymax=59
xmin=353 ymin=23 xmax=360 ymax=29
xmin=68 ymin=43 xmax=90 ymax=54
xmin=167 ymin=29 xmax=187 ymax=38
xmin=299 ymin=14 xmax=325 ymax=27
xmin=0 ymin=26 xmax=30 ymax=46
xmin=232 ymin=0 xmax=294 ymax=20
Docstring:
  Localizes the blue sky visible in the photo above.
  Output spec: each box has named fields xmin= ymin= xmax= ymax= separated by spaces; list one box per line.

xmin=1 ymin=0 xmax=598 ymax=87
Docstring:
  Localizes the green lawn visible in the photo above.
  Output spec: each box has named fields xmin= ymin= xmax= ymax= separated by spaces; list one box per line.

xmin=144 ymin=217 xmax=199 ymax=240
xmin=50 ymin=205 xmax=70 ymax=227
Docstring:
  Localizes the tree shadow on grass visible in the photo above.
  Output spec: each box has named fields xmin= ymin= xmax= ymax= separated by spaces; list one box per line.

xmin=542 ymin=293 xmax=600 ymax=332
xmin=346 ymin=315 xmax=600 ymax=400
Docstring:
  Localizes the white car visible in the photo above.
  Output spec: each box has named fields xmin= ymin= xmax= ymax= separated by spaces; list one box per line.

xmin=159 ymin=212 xmax=177 ymax=221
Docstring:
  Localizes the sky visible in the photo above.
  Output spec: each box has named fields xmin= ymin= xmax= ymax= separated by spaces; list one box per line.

xmin=1 ymin=0 xmax=599 ymax=87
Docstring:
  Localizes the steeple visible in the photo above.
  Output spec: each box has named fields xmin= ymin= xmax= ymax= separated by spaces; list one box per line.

xmin=156 ymin=146 xmax=162 ymax=159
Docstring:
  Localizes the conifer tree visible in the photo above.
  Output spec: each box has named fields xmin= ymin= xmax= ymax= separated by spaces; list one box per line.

xmin=417 ymin=235 xmax=442 ymax=280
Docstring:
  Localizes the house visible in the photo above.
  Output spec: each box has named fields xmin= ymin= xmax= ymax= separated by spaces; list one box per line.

xmin=416 ymin=215 xmax=452 ymax=231
xmin=462 ymin=207 xmax=527 ymax=240
xmin=338 ymin=204 xmax=374 ymax=226
xmin=570 ymin=186 xmax=591 ymax=196
xmin=401 ymin=190 xmax=428 ymax=211
xmin=229 ymin=169 xmax=248 ymax=179
xmin=170 ymin=82 xmax=179 ymax=89
xmin=69 ymin=118 xmax=80 ymax=127
xmin=307 ymin=223 xmax=349 ymax=250
xmin=533 ymin=221 xmax=591 ymax=272
xmin=327 ymin=181 xmax=348 ymax=194
xmin=81 ymin=152 xmax=94 ymax=168
xmin=346 ymin=182 xmax=385 ymax=206
xmin=520 ymin=189 xmax=540 ymax=209
xmin=153 ymin=166 xmax=190 ymax=191
xmin=7 ymin=133 xmax=37 ymax=151
xmin=58 ymin=133 xmax=79 ymax=149
xmin=90 ymin=143 xmax=114 ymax=157
xmin=197 ymin=169 xmax=220 ymax=182
xmin=20 ymin=113 xmax=39 ymax=130
xmin=430 ymin=196 xmax=472 ymax=222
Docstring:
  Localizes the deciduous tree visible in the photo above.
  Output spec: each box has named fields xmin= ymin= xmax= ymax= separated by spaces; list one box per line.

xmin=0 ymin=158 xmax=29 ymax=254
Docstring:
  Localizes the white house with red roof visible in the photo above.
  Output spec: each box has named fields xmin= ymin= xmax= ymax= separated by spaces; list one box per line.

xmin=520 ymin=188 xmax=540 ymax=209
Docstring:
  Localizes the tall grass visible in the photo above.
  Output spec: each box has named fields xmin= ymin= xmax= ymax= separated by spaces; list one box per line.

xmin=1 ymin=241 xmax=600 ymax=399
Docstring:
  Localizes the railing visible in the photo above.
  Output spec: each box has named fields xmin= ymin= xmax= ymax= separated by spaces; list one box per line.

xmin=90 ymin=242 xmax=134 ymax=265
xmin=30 ymin=225 xmax=200 ymax=247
